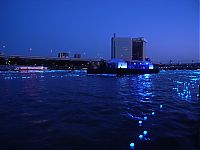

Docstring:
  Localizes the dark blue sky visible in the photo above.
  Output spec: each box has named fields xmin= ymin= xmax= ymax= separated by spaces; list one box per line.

xmin=0 ymin=0 xmax=199 ymax=62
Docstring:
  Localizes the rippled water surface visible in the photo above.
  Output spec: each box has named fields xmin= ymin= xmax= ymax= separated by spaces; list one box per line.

xmin=0 ymin=70 xmax=199 ymax=150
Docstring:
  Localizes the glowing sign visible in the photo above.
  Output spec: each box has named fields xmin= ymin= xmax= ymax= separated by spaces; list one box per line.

xmin=117 ymin=62 xmax=127 ymax=68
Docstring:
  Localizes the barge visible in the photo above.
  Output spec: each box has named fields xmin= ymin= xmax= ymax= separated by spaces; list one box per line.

xmin=87 ymin=59 xmax=159 ymax=76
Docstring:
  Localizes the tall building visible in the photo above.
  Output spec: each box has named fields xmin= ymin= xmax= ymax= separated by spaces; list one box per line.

xmin=58 ymin=52 xmax=69 ymax=58
xmin=111 ymin=35 xmax=132 ymax=60
xmin=132 ymin=38 xmax=146 ymax=61
xmin=111 ymin=34 xmax=147 ymax=61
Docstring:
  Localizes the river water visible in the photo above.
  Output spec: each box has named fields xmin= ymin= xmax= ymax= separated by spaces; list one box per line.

xmin=0 ymin=70 xmax=199 ymax=150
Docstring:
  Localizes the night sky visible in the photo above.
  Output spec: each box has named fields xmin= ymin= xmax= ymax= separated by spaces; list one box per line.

xmin=0 ymin=0 xmax=199 ymax=62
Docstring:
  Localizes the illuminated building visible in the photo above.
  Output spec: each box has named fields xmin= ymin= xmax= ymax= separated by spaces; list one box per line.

xmin=111 ymin=34 xmax=147 ymax=61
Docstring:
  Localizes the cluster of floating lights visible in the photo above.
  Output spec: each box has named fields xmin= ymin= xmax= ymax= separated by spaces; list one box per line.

xmin=173 ymin=77 xmax=198 ymax=100
xmin=129 ymin=104 xmax=163 ymax=149
xmin=130 ymin=81 xmax=200 ymax=149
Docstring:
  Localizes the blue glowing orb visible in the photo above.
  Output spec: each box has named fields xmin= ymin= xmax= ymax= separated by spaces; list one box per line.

xmin=160 ymin=104 xmax=163 ymax=108
xmin=152 ymin=112 xmax=155 ymax=115
xmin=144 ymin=116 xmax=147 ymax=120
xmin=130 ymin=142 xmax=135 ymax=148
xmin=143 ymin=130 xmax=147 ymax=135
xmin=139 ymin=134 xmax=143 ymax=140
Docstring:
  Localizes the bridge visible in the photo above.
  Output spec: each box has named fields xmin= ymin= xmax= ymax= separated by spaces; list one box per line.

xmin=156 ymin=63 xmax=200 ymax=70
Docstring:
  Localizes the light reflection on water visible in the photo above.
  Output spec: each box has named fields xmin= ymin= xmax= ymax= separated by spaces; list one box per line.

xmin=116 ymin=70 xmax=199 ymax=149
xmin=172 ymin=71 xmax=199 ymax=101
xmin=137 ymin=74 xmax=154 ymax=103
xmin=118 ymin=74 xmax=154 ymax=102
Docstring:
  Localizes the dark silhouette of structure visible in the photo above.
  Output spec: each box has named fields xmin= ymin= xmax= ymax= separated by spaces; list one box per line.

xmin=58 ymin=52 xmax=69 ymax=58
xmin=132 ymin=38 xmax=147 ymax=61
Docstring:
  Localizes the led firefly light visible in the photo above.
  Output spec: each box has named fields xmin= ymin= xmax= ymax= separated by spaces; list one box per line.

xmin=144 ymin=116 xmax=147 ymax=120
xmin=143 ymin=130 xmax=147 ymax=136
xmin=139 ymin=134 xmax=143 ymax=140
xmin=130 ymin=142 xmax=135 ymax=149
xmin=138 ymin=120 xmax=142 ymax=126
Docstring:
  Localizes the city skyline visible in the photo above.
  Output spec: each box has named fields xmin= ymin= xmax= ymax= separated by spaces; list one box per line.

xmin=0 ymin=0 xmax=199 ymax=62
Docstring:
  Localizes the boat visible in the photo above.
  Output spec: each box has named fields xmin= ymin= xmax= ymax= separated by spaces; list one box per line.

xmin=17 ymin=66 xmax=48 ymax=73
xmin=19 ymin=66 xmax=48 ymax=71
xmin=87 ymin=59 xmax=159 ymax=76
